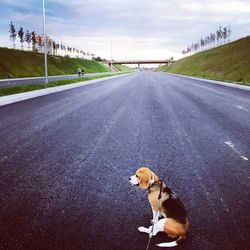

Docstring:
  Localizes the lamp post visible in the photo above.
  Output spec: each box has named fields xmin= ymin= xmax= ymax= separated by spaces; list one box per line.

xmin=42 ymin=0 xmax=48 ymax=83
xmin=110 ymin=37 xmax=113 ymax=71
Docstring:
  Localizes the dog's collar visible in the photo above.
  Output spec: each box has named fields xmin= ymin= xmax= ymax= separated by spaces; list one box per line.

xmin=148 ymin=179 xmax=162 ymax=189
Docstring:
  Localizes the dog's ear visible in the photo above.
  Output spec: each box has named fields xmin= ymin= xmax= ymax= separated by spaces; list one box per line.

xmin=138 ymin=168 xmax=152 ymax=189
xmin=151 ymin=171 xmax=159 ymax=182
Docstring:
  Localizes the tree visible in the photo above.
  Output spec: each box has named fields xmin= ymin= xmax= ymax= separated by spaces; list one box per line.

xmin=210 ymin=33 xmax=216 ymax=47
xmin=227 ymin=25 xmax=231 ymax=42
xmin=25 ymin=30 xmax=32 ymax=49
xmin=191 ymin=43 xmax=194 ymax=52
xmin=217 ymin=26 xmax=223 ymax=45
xmin=181 ymin=25 xmax=232 ymax=55
xmin=94 ymin=56 xmax=102 ymax=61
xmin=9 ymin=21 xmax=17 ymax=48
xmin=223 ymin=26 xmax=228 ymax=43
xmin=37 ymin=35 xmax=43 ymax=50
xmin=48 ymin=39 xmax=52 ymax=54
xmin=52 ymin=41 xmax=56 ymax=55
xmin=194 ymin=42 xmax=199 ymax=51
xmin=18 ymin=26 xmax=25 ymax=50
xmin=31 ymin=31 xmax=37 ymax=51
xmin=200 ymin=38 xmax=205 ymax=50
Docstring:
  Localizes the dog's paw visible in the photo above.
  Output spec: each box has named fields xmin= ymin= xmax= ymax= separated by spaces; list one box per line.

xmin=138 ymin=226 xmax=152 ymax=234
xmin=138 ymin=226 xmax=147 ymax=232
xmin=138 ymin=226 xmax=150 ymax=234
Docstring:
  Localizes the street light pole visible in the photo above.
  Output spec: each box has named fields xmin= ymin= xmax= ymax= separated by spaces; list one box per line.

xmin=42 ymin=0 xmax=48 ymax=84
xmin=110 ymin=37 xmax=113 ymax=71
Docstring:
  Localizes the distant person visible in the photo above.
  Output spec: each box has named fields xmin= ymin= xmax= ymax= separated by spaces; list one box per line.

xmin=82 ymin=69 xmax=85 ymax=76
xmin=77 ymin=68 xmax=82 ymax=77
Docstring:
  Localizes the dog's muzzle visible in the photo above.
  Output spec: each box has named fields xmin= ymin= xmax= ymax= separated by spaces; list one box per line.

xmin=129 ymin=175 xmax=139 ymax=186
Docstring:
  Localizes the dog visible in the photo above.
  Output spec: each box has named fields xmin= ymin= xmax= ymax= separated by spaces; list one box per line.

xmin=129 ymin=167 xmax=189 ymax=247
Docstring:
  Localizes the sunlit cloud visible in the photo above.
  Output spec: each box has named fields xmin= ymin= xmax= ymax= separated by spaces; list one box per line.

xmin=0 ymin=0 xmax=249 ymax=61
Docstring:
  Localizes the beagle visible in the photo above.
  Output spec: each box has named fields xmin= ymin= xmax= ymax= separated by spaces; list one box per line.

xmin=129 ymin=167 xmax=189 ymax=247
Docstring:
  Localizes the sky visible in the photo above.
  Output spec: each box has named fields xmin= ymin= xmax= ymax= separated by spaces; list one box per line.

xmin=0 ymin=0 xmax=249 ymax=62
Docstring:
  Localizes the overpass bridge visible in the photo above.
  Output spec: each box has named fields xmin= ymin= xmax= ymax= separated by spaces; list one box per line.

xmin=103 ymin=59 xmax=174 ymax=69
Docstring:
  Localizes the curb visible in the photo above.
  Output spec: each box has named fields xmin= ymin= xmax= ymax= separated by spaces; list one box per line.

xmin=167 ymin=73 xmax=250 ymax=91
xmin=0 ymin=74 xmax=76 ymax=82
xmin=0 ymin=72 xmax=120 ymax=88
xmin=0 ymin=73 xmax=132 ymax=107
xmin=0 ymin=72 xmax=116 ymax=82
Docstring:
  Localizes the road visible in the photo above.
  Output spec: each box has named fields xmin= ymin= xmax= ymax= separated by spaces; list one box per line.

xmin=0 ymin=72 xmax=249 ymax=250
xmin=0 ymin=72 xmax=117 ymax=88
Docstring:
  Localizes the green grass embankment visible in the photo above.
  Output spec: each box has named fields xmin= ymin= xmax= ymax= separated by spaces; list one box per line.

xmin=113 ymin=64 xmax=133 ymax=72
xmin=0 ymin=47 xmax=111 ymax=79
xmin=0 ymin=72 xmax=130 ymax=96
xmin=157 ymin=36 xmax=250 ymax=85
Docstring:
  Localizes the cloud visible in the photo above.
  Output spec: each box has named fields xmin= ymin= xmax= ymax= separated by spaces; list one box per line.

xmin=0 ymin=0 xmax=249 ymax=60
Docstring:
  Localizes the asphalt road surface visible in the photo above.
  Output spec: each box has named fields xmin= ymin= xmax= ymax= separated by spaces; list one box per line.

xmin=0 ymin=72 xmax=249 ymax=250
xmin=0 ymin=72 xmax=117 ymax=88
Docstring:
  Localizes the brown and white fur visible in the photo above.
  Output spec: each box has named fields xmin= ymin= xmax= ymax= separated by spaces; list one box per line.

xmin=129 ymin=167 xmax=189 ymax=247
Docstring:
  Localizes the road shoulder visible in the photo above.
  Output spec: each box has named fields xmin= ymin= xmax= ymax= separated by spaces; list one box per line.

xmin=167 ymin=73 xmax=250 ymax=91
xmin=0 ymin=73 xmax=132 ymax=107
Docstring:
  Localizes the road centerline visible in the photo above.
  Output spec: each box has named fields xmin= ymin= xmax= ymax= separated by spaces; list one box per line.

xmin=224 ymin=140 xmax=249 ymax=161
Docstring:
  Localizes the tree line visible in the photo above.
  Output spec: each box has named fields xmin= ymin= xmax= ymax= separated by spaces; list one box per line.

xmin=182 ymin=25 xmax=232 ymax=55
xmin=9 ymin=21 xmax=94 ymax=58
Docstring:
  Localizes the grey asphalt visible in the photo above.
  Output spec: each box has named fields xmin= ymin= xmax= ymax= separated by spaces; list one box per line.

xmin=0 ymin=72 xmax=249 ymax=250
xmin=0 ymin=72 xmax=116 ymax=88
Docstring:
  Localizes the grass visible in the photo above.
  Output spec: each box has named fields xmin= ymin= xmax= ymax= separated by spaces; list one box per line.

xmin=0 ymin=47 xmax=111 ymax=79
xmin=0 ymin=72 xmax=130 ymax=97
xmin=157 ymin=36 xmax=250 ymax=85
xmin=113 ymin=64 xmax=133 ymax=72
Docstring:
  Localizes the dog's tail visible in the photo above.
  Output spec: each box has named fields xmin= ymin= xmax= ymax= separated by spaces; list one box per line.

xmin=156 ymin=235 xmax=186 ymax=248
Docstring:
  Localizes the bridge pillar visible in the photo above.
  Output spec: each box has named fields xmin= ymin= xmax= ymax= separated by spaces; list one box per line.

xmin=138 ymin=63 xmax=140 ymax=70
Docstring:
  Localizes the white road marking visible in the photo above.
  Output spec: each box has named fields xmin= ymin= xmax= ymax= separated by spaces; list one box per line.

xmin=240 ymin=156 xmax=249 ymax=161
xmin=220 ymin=197 xmax=230 ymax=212
xmin=225 ymin=141 xmax=234 ymax=148
xmin=235 ymin=105 xmax=249 ymax=112
xmin=225 ymin=141 xmax=248 ymax=161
